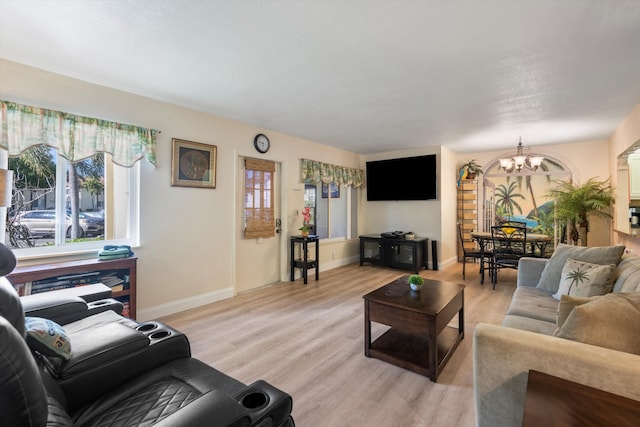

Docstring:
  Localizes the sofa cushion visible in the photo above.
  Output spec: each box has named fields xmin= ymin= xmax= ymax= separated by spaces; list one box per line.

xmin=553 ymin=292 xmax=640 ymax=354
xmin=501 ymin=315 xmax=557 ymax=335
xmin=613 ymin=254 xmax=640 ymax=293
xmin=25 ymin=316 xmax=72 ymax=360
xmin=552 ymin=259 xmax=615 ymax=300
xmin=536 ymin=244 xmax=625 ymax=292
xmin=555 ymin=294 xmax=599 ymax=330
xmin=506 ymin=287 xmax=558 ymax=323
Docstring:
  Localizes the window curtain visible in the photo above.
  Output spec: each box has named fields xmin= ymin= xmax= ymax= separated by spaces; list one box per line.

xmin=300 ymin=159 xmax=363 ymax=188
xmin=0 ymin=100 xmax=158 ymax=167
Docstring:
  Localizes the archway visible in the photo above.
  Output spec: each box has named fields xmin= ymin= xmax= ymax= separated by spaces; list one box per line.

xmin=480 ymin=153 xmax=572 ymax=248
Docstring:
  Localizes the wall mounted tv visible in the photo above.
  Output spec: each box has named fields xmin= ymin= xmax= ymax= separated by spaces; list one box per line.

xmin=366 ymin=154 xmax=437 ymax=201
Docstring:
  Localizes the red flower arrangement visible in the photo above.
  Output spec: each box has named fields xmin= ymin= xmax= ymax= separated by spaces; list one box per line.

xmin=300 ymin=207 xmax=311 ymax=234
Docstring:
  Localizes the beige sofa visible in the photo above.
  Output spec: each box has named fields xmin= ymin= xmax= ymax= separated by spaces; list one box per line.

xmin=473 ymin=249 xmax=640 ymax=427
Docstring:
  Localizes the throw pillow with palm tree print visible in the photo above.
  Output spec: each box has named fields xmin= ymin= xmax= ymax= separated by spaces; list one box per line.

xmin=553 ymin=258 xmax=616 ymax=300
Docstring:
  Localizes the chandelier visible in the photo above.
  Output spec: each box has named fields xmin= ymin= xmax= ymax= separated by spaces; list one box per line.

xmin=498 ymin=137 xmax=544 ymax=172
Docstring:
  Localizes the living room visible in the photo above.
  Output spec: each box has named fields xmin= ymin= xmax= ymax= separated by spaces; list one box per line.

xmin=5 ymin=57 xmax=638 ymax=313
xmin=1 ymin=2 xmax=640 ymax=426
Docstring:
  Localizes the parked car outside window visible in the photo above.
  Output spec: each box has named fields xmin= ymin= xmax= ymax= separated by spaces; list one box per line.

xmin=14 ymin=210 xmax=105 ymax=238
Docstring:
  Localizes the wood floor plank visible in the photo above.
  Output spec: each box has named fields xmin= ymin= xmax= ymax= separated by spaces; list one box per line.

xmin=160 ymin=261 xmax=517 ymax=426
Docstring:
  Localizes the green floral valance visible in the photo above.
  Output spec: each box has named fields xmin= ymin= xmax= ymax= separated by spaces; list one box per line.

xmin=301 ymin=159 xmax=364 ymax=188
xmin=0 ymin=100 xmax=158 ymax=167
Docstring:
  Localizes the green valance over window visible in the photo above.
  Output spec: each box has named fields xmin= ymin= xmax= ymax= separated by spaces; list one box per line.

xmin=0 ymin=100 xmax=158 ymax=167
xmin=301 ymin=158 xmax=364 ymax=188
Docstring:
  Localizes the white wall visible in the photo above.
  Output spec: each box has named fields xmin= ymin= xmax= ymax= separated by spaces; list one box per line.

xmin=439 ymin=146 xmax=459 ymax=267
xmin=360 ymin=147 xmax=442 ymax=268
xmin=610 ymin=102 xmax=640 ymax=252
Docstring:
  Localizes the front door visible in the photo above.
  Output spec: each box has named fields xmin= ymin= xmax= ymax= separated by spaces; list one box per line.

xmin=235 ymin=156 xmax=282 ymax=293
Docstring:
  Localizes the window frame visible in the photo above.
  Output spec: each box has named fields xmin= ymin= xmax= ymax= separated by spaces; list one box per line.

xmin=4 ymin=151 xmax=140 ymax=260
xmin=305 ymin=182 xmax=356 ymax=241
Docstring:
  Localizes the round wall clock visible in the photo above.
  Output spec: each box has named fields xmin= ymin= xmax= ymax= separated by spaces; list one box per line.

xmin=254 ymin=134 xmax=270 ymax=153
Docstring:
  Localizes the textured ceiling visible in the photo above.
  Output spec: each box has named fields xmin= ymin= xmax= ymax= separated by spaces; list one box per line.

xmin=1 ymin=0 xmax=639 ymax=154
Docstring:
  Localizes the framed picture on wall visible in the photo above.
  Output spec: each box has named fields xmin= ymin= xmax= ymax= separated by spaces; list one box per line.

xmin=322 ymin=182 xmax=340 ymax=198
xmin=171 ymin=138 xmax=217 ymax=188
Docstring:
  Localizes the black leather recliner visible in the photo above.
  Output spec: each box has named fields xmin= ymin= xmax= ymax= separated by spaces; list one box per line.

xmin=0 ymin=246 xmax=294 ymax=427
xmin=11 ymin=280 xmax=194 ymax=410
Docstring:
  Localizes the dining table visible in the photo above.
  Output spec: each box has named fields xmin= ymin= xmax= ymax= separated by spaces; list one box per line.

xmin=470 ymin=231 xmax=551 ymax=283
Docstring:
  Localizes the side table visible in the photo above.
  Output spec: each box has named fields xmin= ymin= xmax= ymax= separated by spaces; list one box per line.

xmin=523 ymin=370 xmax=640 ymax=426
xmin=290 ymin=235 xmax=319 ymax=284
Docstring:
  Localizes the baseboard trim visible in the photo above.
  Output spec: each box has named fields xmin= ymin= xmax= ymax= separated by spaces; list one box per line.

xmin=137 ymin=287 xmax=234 ymax=322
xmin=321 ymin=255 xmax=360 ymax=272
xmin=439 ymin=255 xmax=458 ymax=270
xmin=140 ymin=255 xmax=362 ymax=320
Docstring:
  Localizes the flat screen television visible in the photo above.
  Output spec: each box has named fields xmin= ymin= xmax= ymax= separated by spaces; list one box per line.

xmin=366 ymin=155 xmax=437 ymax=201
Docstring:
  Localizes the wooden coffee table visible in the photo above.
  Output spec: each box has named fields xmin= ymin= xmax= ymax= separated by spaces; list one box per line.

xmin=363 ymin=276 xmax=464 ymax=382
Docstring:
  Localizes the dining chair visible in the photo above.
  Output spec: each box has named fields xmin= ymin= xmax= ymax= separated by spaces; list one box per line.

xmin=458 ymin=224 xmax=490 ymax=282
xmin=490 ymin=224 xmax=527 ymax=289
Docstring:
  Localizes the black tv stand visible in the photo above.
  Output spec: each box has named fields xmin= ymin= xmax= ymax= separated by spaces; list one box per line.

xmin=359 ymin=234 xmax=428 ymax=273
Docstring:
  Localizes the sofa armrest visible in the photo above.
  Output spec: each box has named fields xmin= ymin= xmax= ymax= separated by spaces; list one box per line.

xmin=516 ymin=257 xmax=547 ymax=288
xmin=473 ymin=323 xmax=640 ymax=427
xmin=154 ymin=389 xmax=251 ymax=427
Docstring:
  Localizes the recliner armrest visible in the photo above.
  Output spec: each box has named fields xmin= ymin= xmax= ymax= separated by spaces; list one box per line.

xmin=235 ymin=380 xmax=294 ymax=427
xmin=56 ymin=322 xmax=149 ymax=378
xmin=22 ymin=294 xmax=89 ymax=323
xmin=21 ymin=284 xmax=122 ymax=325
xmin=153 ymin=389 xmax=251 ymax=427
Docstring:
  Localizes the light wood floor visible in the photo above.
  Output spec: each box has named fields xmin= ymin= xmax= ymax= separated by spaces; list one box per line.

xmin=160 ymin=261 xmax=518 ymax=427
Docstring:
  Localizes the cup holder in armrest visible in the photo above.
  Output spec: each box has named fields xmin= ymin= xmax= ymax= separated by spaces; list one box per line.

xmin=90 ymin=300 xmax=110 ymax=306
xmin=149 ymin=330 xmax=172 ymax=340
xmin=86 ymin=298 xmax=124 ymax=316
xmin=241 ymin=392 xmax=269 ymax=411
xmin=136 ymin=322 xmax=180 ymax=344
xmin=136 ymin=322 xmax=159 ymax=332
xmin=137 ymin=322 xmax=172 ymax=339
xmin=235 ymin=380 xmax=292 ymax=426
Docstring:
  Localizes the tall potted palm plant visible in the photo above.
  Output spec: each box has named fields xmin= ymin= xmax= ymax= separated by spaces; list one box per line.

xmin=546 ymin=177 xmax=615 ymax=246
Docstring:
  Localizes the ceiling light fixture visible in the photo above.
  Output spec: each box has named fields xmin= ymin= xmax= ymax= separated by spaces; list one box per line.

xmin=498 ymin=137 xmax=544 ymax=172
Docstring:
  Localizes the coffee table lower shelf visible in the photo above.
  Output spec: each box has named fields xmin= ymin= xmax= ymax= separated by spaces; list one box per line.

xmin=368 ymin=327 xmax=462 ymax=378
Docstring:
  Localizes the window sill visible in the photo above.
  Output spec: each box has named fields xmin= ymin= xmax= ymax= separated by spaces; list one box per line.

xmin=11 ymin=238 xmax=139 ymax=265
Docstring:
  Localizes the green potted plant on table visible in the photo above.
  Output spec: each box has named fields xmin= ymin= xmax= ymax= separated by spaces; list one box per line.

xmin=408 ymin=274 xmax=424 ymax=291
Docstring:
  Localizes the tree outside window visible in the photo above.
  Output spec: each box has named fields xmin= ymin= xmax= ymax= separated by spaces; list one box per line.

xmin=5 ymin=146 xmax=132 ymax=251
